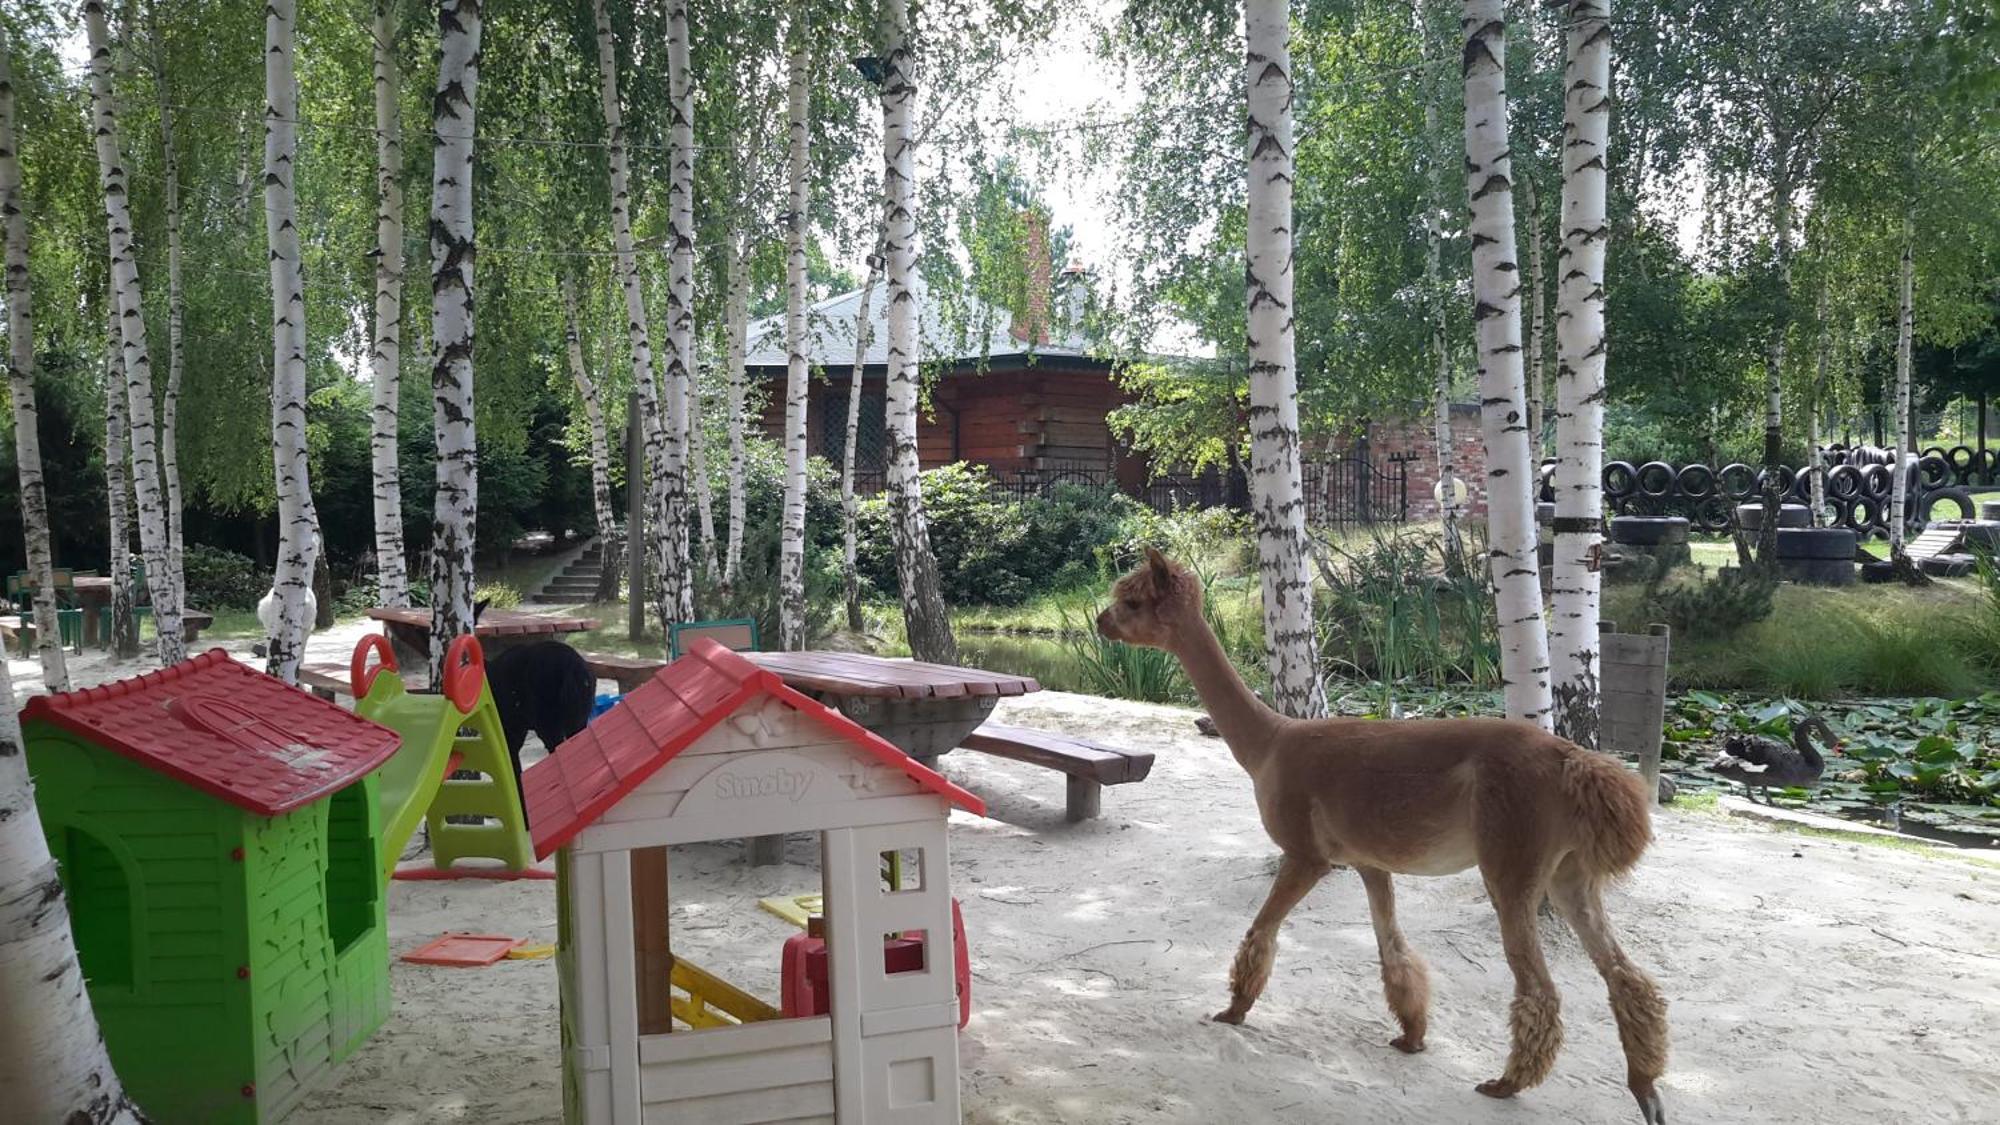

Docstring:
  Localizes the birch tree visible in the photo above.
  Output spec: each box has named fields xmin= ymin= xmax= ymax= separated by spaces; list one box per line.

xmin=1 ymin=655 xmax=147 ymax=1124
xmin=562 ymin=274 xmax=616 ymax=547
xmin=591 ymin=0 xmax=667 ymax=622
xmin=660 ymin=0 xmax=696 ymax=628
xmin=103 ymin=312 xmax=138 ymax=660
xmin=1417 ymin=7 xmax=1464 ymax=553
xmin=84 ymin=0 xmax=184 ymax=666
xmin=145 ymin=3 xmax=183 ymax=578
xmin=370 ymin=0 xmax=409 ymax=608
xmin=1243 ymin=0 xmax=1325 ymax=719
xmin=687 ymin=375 xmax=718 ymax=578
xmin=778 ymin=17 xmax=812 ymax=651
xmin=722 ymin=233 xmax=750 ymax=589
xmin=842 ymin=245 xmax=883 ymax=632
xmin=427 ymin=0 xmax=482 ymax=682
xmin=1 ymin=36 xmax=69 ymax=692
xmin=878 ymin=0 xmax=957 ymax=665
xmin=1462 ymin=0 xmax=1552 ymax=729
xmin=1549 ymin=0 xmax=1611 ymax=748
xmin=261 ymin=0 xmax=318 ymax=682
xmin=1890 ymin=215 xmax=1914 ymax=555
xmin=1522 ymin=174 xmax=1547 ymax=460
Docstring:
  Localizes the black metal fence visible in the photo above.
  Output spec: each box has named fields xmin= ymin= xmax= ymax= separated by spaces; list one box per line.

xmin=845 ymin=457 xmax=1410 ymax=529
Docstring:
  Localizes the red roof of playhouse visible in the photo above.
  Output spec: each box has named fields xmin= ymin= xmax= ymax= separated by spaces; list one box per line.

xmin=21 ymin=649 xmax=403 ymax=817
xmin=525 ymin=639 xmax=986 ymax=857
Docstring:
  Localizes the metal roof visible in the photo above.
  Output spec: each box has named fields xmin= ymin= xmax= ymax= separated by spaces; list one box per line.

xmin=741 ymin=282 xmax=1097 ymax=371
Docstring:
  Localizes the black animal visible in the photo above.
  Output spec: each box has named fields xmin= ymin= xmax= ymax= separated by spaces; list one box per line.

xmin=1708 ymin=709 xmax=1839 ymax=803
xmin=483 ymin=640 xmax=595 ymax=788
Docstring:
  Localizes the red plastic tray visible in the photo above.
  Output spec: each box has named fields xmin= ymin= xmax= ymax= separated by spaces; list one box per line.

xmin=400 ymin=933 xmax=525 ymax=967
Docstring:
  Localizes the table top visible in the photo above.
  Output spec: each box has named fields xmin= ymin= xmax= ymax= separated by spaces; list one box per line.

xmin=367 ymin=606 xmax=600 ymax=636
xmin=743 ymin=650 xmax=1039 ymax=700
xmin=74 ymin=576 xmax=113 ymax=590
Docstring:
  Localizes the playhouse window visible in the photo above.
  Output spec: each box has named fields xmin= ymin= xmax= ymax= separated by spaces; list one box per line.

xmin=323 ymin=784 xmax=378 ymax=956
xmin=881 ymin=847 xmax=924 ymax=893
xmin=58 ymin=827 xmax=135 ymax=989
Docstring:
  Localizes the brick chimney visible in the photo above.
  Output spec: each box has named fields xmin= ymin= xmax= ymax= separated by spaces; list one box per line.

xmin=1010 ymin=208 xmax=1051 ymax=346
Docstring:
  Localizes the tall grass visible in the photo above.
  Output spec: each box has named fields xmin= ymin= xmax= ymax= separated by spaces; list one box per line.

xmin=1313 ymin=527 xmax=1498 ymax=689
xmin=1055 ymin=600 xmax=1187 ymax=703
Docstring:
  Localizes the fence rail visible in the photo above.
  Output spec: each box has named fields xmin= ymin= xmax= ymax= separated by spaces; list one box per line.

xmin=844 ymin=458 xmax=1409 ymax=529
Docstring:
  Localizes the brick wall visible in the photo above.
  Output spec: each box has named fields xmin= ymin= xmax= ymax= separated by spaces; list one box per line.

xmin=1360 ymin=403 xmax=1488 ymax=521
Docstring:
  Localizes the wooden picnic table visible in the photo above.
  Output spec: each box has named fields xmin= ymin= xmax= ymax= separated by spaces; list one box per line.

xmin=367 ymin=606 xmax=599 ymax=674
xmin=73 ymin=577 xmax=112 ymax=646
xmin=743 ymin=650 xmax=1038 ymax=763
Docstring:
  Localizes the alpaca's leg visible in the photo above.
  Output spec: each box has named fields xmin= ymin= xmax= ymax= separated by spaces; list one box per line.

xmin=1549 ymin=858 xmax=1670 ymax=1125
xmin=1356 ymin=865 xmax=1430 ymax=1053
xmin=1213 ymin=854 xmax=1329 ymax=1025
xmin=1476 ymin=871 xmax=1563 ymax=1099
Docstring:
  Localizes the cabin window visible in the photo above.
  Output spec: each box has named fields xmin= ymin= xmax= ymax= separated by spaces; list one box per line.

xmin=819 ymin=386 xmax=886 ymax=476
xmin=880 ymin=848 xmax=924 ymax=894
xmin=323 ymin=784 xmax=377 ymax=956
xmin=57 ymin=826 xmax=136 ymax=989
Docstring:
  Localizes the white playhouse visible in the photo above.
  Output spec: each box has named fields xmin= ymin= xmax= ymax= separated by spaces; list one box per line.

xmin=523 ymin=639 xmax=986 ymax=1124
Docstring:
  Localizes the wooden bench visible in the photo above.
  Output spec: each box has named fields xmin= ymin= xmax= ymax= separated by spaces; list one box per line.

xmin=580 ymin=650 xmax=668 ymax=693
xmin=959 ymin=723 xmax=1154 ymax=822
xmin=298 ymin=662 xmax=352 ymax=702
xmin=0 ymin=614 xmax=23 ymax=657
xmin=181 ymin=610 xmax=214 ymax=644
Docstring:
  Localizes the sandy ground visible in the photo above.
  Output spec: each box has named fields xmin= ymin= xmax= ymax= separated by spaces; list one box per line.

xmin=13 ymin=636 xmax=2000 ymax=1124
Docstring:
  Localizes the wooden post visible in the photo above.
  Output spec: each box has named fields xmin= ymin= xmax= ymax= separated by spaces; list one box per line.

xmin=626 ymin=389 xmax=645 ymax=641
xmin=631 ymin=845 xmax=673 ymax=1035
xmin=1598 ymin=621 xmax=1670 ymax=801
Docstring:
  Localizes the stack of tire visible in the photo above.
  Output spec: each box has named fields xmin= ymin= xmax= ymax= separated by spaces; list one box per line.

xmin=1773 ymin=527 xmax=1856 ymax=586
xmin=1607 ymin=515 xmax=1690 ymax=577
xmin=1598 ymin=454 xmax=1974 ymax=540
xmin=1917 ymin=444 xmax=2000 ymax=490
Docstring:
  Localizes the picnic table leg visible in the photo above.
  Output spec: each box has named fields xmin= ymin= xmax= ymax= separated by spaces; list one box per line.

xmin=1065 ymin=776 xmax=1103 ymax=823
xmin=746 ymin=834 xmax=786 ymax=866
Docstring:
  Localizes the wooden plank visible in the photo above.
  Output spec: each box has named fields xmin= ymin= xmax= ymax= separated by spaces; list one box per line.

xmin=961 ymin=723 xmax=1154 ymax=784
xmin=632 ymin=847 xmax=673 ymax=1036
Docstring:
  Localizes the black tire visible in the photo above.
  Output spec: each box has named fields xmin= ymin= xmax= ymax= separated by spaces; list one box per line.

xmin=1861 ymin=464 xmax=1893 ymax=499
xmin=1960 ymin=524 xmax=2000 ymax=553
xmin=1849 ymin=495 xmax=1883 ymax=530
xmin=1736 ymin=502 xmax=1809 ymax=530
xmin=1860 ymin=559 xmax=1897 ymax=584
xmin=1947 ymin=445 xmax=1975 ymax=478
xmin=1977 ymin=449 xmax=1998 ymax=482
xmin=1695 ymin=495 xmax=1732 ymax=533
xmin=1636 ymin=461 xmax=1676 ymax=497
xmin=1826 ymin=463 xmax=1863 ymax=500
xmin=1981 ymin=500 xmax=2000 ymax=522
xmin=1609 ymin=516 xmax=1690 ymax=546
xmin=1831 ymin=495 xmax=1860 ymax=531
xmin=1603 ymin=460 xmax=1638 ymax=499
xmin=1719 ymin=462 xmax=1757 ymax=500
xmin=1918 ymin=454 xmax=1951 ymax=490
xmin=1757 ymin=465 xmax=1797 ymax=496
xmin=1677 ymin=463 xmax=1716 ymax=498
xmin=1916 ymin=487 xmax=1975 ymax=524
xmin=1775 ymin=527 xmax=1857 ymax=560
xmin=1780 ymin=557 xmax=1856 ymax=586
xmin=1921 ymin=445 xmax=1947 ymax=463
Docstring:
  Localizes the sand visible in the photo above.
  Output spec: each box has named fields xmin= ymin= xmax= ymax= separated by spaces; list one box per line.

xmin=12 ymin=633 xmax=2000 ymax=1124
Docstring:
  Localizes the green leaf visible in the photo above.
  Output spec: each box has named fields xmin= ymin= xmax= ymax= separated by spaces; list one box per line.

xmin=1889 ymin=761 xmax=1920 ymax=780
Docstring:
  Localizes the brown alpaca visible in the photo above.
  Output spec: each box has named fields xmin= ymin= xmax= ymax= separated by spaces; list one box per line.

xmin=1097 ymin=549 xmax=1669 ymax=1124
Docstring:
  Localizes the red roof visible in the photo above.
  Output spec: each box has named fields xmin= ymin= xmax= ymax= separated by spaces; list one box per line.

xmin=526 ymin=640 xmax=986 ymax=858
xmin=22 ymin=649 xmax=403 ymax=817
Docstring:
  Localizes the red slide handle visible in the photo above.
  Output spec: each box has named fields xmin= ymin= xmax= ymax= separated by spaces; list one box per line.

xmin=351 ymin=633 xmax=397 ymax=698
xmin=441 ymin=634 xmax=486 ymax=715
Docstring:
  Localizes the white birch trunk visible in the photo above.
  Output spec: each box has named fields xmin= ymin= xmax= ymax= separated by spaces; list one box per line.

xmin=591 ymin=0 xmax=668 ymax=624
xmin=1418 ymin=11 xmax=1463 ymax=552
xmin=1891 ymin=214 xmax=1914 ymax=554
xmin=1548 ymin=0 xmax=1610 ymax=748
xmin=1523 ymin=174 xmax=1547 ymax=462
xmin=427 ymin=0 xmax=481 ymax=683
xmin=260 ymin=0 xmax=319 ymax=683
xmin=2 ymin=40 xmax=70 ymax=692
xmin=878 ymin=0 xmax=956 ymax=664
xmin=659 ymin=0 xmax=696 ymax=628
xmin=1 ymin=657 xmax=148 ymax=1124
xmin=102 ymin=311 xmax=138 ymax=660
xmin=562 ymin=275 xmax=617 ymax=541
xmin=779 ymin=22 xmax=812 ymax=651
xmin=723 ymin=236 xmax=750 ymax=589
xmin=85 ymin=0 xmax=184 ymax=667
xmin=843 ymin=247 xmax=883 ymax=633
xmin=687 ymin=371 xmax=718 ymax=578
xmin=1244 ymin=0 xmax=1326 ymax=719
xmin=1809 ymin=284 xmax=1829 ymax=522
xmin=370 ymin=0 xmax=409 ymax=607
xmin=146 ymin=4 xmax=183 ymax=580
xmin=1756 ymin=175 xmax=1794 ymax=566
xmin=1461 ymin=0 xmax=1553 ymax=729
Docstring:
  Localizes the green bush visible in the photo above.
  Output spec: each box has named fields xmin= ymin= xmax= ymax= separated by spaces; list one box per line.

xmin=1313 ymin=526 xmax=1498 ymax=687
xmin=181 ymin=544 xmax=270 ymax=611
xmin=1641 ymin=564 xmax=1777 ymax=641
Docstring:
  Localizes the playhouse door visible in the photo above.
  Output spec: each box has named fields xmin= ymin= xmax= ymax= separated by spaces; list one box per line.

xmin=827 ymin=820 xmax=962 ymax=1124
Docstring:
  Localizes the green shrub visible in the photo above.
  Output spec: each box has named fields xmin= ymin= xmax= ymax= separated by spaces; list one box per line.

xmin=1641 ymin=565 xmax=1777 ymax=641
xmin=1313 ymin=526 xmax=1497 ymax=687
xmin=475 ymin=582 xmax=523 ymax=610
xmin=181 ymin=544 xmax=270 ymax=611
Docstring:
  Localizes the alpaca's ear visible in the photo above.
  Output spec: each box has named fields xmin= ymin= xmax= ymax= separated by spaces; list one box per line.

xmin=1143 ymin=545 xmax=1171 ymax=580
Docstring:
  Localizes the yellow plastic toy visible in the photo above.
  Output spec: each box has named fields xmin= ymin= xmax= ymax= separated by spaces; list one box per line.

xmin=349 ymin=633 xmax=539 ymax=880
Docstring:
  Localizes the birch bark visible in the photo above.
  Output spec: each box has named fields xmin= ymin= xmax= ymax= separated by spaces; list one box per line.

xmin=1418 ymin=10 xmax=1463 ymax=553
xmin=1 ymin=39 xmax=70 ymax=691
xmin=1461 ymin=0 xmax=1553 ymax=729
xmin=1756 ymin=168 xmax=1795 ymax=568
xmin=1891 ymin=214 xmax=1914 ymax=555
xmin=562 ymin=275 xmax=617 ymax=543
xmin=687 ymin=372 xmax=718 ymax=578
xmin=146 ymin=3 xmax=183 ymax=578
xmin=723 ymin=236 xmax=750 ymax=589
xmin=1243 ymin=0 xmax=1326 ymax=719
xmin=591 ymin=0 xmax=668 ymax=624
xmin=779 ymin=19 xmax=812 ymax=651
xmin=85 ymin=0 xmax=184 ymax=666
xmin=1523 ymin=174 xmax=1547 ymax=462
xmin=878 ymin=0 xmax=956 ymax=664
xmin=103 ymin=313 xmax=137 ymax=660
xmin=427 ymin=0 xmax=481 ymax=682
xmin=1549 ymin=0 xmax=1611 ymax=748
xmin=843 ymin=246 xmax=883 ymax=633
xmin=370 ymin=0 xmax=409 ymax=607
xmin=659 ymin=0 xmax=695 ymax=628
xmin=0 ymin=655 xmax=147 ymax=1123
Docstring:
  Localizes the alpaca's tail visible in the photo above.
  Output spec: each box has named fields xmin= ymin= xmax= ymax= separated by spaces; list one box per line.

xmin=1558 ymin=744 xmax=1653 ymax=879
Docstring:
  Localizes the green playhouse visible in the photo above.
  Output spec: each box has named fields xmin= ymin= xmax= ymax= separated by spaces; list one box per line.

xmin=21 ymin=650 xmax=403 ymax=1123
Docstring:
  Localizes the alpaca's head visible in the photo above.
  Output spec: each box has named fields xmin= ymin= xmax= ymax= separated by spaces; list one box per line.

xmin=1097 ymin=547 xmax=1202 ymax=650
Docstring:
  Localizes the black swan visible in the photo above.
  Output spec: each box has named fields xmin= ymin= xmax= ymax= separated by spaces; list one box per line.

xmin=1708 ymin=709 xmax=1840 ymax=803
